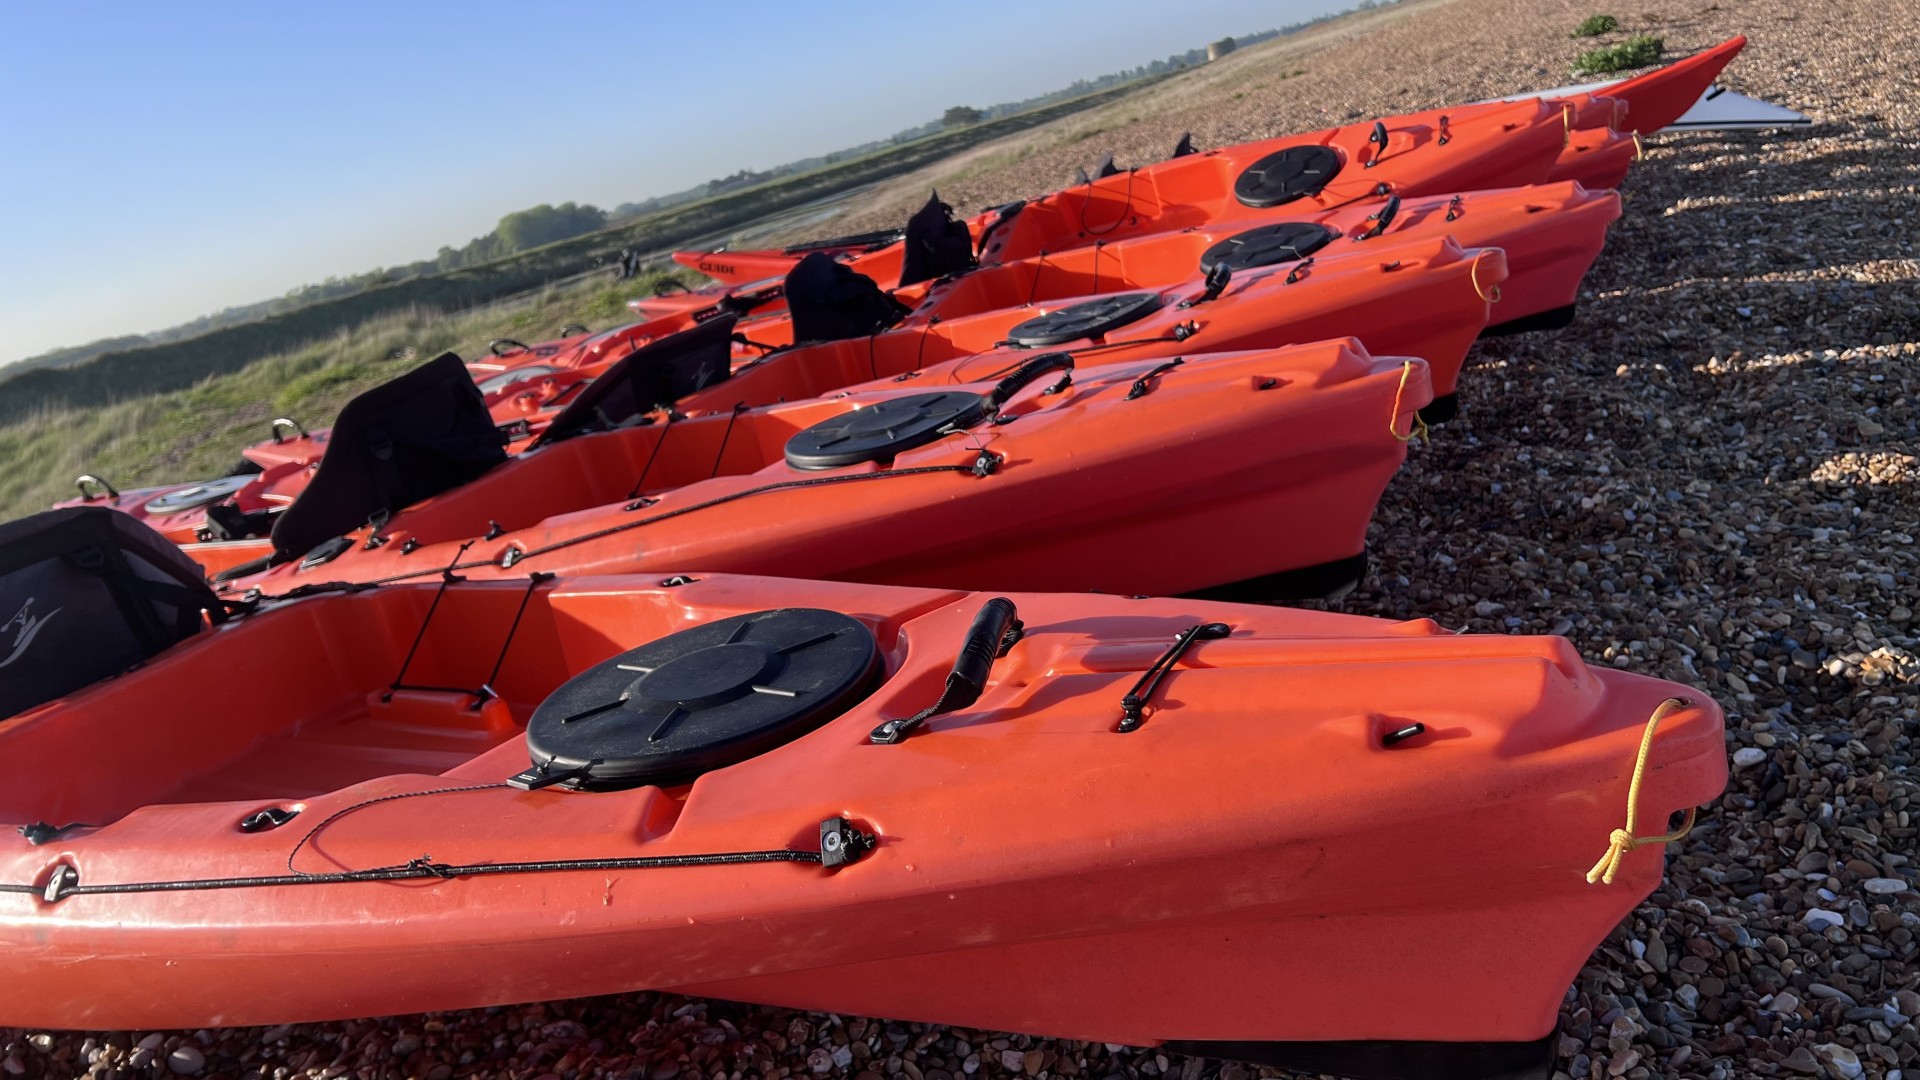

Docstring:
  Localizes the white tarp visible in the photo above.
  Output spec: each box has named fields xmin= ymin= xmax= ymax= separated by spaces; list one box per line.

xmin=1493 ymin=82 xmax=1809 ymax=131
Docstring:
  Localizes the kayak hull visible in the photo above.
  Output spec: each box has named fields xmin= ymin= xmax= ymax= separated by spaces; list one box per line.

xmin=0 ymin=574 xmax=1726 ymax=1054
xmin=213 ymin=342 xmax=1431 ymax=600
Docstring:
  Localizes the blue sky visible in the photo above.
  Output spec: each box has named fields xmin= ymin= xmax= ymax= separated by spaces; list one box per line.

xmin=0 ymin=1 xmax=1338 ymax=366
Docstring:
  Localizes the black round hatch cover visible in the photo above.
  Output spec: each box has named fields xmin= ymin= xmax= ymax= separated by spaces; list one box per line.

xmin=1233 ymin=145 xmax=1342 ymax=209
xmin=784 ymin=391 xmax=986 ymax=471
xmin=1200 ymin=222 xmax=1339 ymax=274
xmin=142 ymin=474 xmax=254 ymax=515
xmin=1005 ymin=292 xmax=1163 ymax=348
xmin=524 ymin=608 xmax=881 ymax=790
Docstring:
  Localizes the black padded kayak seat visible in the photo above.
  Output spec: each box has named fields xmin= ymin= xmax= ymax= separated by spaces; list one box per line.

xmin=785 ymin=253 xmax=911 ymax=344
xmin=1233 ymin=145 xmax=1342 ymax=209
xmin=898 ymin=190 xmax=978 ymax=288
xmin=0 ymin=507 xmax=226 ymax=719
xmin=1199 ymin=222 xmax=1340 ymax=274
xmin=784 ymin=392 xmax=987 ymax=471
xmin=533 ymin=314 xmax=738 ymax=447
xmin=141 ymin=474 xmax=255 ymax=516
xmin=517 ymin=609 xmax=881 ymax=791
xmin=269 ymin=352 xmax=507 ymax=563
xmin=1005 ymin=292 xmax=1162 ymax=348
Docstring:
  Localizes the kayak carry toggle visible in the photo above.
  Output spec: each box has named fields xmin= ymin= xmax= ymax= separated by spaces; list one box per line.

xmin=1116 ymin=622 xmax=1231 ymax=732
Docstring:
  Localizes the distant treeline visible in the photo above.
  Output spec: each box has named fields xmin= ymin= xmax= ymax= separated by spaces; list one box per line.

xmin=0 ymin=79 xmax=1159 ymax=425
xmin=5 ymin=0 xmax=1400 ymax=381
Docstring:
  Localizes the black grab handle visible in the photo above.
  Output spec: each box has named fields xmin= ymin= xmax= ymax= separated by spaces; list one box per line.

xmin=949 ymin=596 xmax=1019 ymax=703
xmin=74 ymin=474 xmax=119 ymax=502
xmin=489 ymin=338 xmax=530 ymax=357
xmin=870 ymin=597 xmax=1022 ymax=744
xmin=983 ymin=353 xmax=1074 ymax=412
xmin=1360 ymin=195 xmax=1402 ymax=240
xmin=1365 ymin=120 xmax=1389 ymax=167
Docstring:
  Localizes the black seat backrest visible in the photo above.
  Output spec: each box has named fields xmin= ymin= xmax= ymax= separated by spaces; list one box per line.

xmin=0 ymin=507 xmax=225 ymax=719
xmin=534 ymin=314 xmax=739 ymax=446
xmin=898 ymin=190 xmax=977 ymax=287
xmin=784 ymin=253 xmax=911 ymax=344
xmin=270 ymin=352 xmax=507 ymax=561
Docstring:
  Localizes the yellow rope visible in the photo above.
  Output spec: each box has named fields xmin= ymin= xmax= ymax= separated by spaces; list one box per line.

xmin=1562 ymin=103 xmax=1573 ymax=147
xmin=1388 ymin=361 xmax=1429 ymax=444
xmin=1470 ymin=251 xmax=1502 ymax=304
xmin=1631 ymin=131 xmax=1646 ymax=161
xmin=1586 ymin=697 xmax=1699 ymax=885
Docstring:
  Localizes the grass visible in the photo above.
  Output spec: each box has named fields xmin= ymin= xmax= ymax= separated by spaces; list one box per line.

xmin=1574 ymin=32 xmax=1663 ymax=74
xmin=0 ymin=76 xmax=1168 ymax=428
xmin=0 ymin=268 xmax=690 ymax=524
xmin=1573 ymin=13 xmax=1620 ymax=37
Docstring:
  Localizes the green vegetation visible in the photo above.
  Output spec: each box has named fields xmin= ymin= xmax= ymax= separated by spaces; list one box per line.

xmin=1573 ymin=14 xmax=1620 ymax=37
xmin=0 ymin=77 xmax=1166 ymax=428
xmin=1575 ymin=33 xmax=1664 ymax=74
xmin=942 ymin=106 xmax=985 ymax=128
xmin=0 ymin=269 xmax=688 ymax=524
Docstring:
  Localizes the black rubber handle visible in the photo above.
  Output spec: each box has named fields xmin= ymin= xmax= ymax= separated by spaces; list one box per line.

xmin=984 ymin=353 xmax=1073 ymax=411
xmin=558 ymin=324 xmax=591 ymax=337
xmin=948 ymin=597 xmax=1018 ymax=706
xmin=489 ymin=338 xmax=530 ymax=357
xmin=1361 ymin=195 xmax=1402 ymax=239
xmin=74 ymin=474 xmax=119 ymax=502
xmin=717 ymin=285 xmax=784 ymax=316
xmin=653 ymin=279 xmax=692 ymax=296
xmin=271 ymin=417 xmax=308 ymax=443
xmin=1365 ymin=120 xmax=1390 ymax=168
xmin=869 ymin=597 xmax=1021 ymax=744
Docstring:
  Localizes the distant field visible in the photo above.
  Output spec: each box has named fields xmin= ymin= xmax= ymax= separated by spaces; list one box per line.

xmin=0 ymin=270 xmax=683 ymax=523
xmin=0 ymin=76 xmax=1166 ymax=429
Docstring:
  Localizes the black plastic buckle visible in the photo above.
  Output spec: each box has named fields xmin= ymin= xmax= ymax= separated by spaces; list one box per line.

xmin=819 ymin=817 xmax=875 ymax=868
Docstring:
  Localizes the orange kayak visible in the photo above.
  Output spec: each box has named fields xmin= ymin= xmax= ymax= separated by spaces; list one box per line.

xmin=683 ymin=37 xmax=1749 ymax=290
xmin=54 ymin=323 xmax=661 ymax=547
xmin=212 ymin=333 xmax=1431 ymax=601
xmin=682 ymin=96 xmax=1580 ymax=287
xmin=683 ymin=183 xmax=1620 ymax=420
xmin=0 ymin=566 xmax=1727 ymax=1080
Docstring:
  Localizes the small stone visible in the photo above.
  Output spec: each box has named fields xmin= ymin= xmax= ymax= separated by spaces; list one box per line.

xmin=1864 ymin=877 xmax=1909 ymax=895
xmin=391 ymin=1034 xmax=421 ymax=1057
xmin=1770 ymin=990 xmax=1802 ymax=1014
xmin=1000 ymin=1050 xmax=1025 ymax=1072
xmin=1781 ymin=1046 xmax=1823 ymax=1074
xmin=1644 ymin=934 xmax=1668 ymax=973
xmin=1816 ymin=1043 xmax=1864 ymax=1079
xmin=1810 ymin=982 xmax=1859 ymax=1007
xmin=1803 ymin=908 xmax=1845 ymax=931
xmin=166 ymin=1045 xmax=205 ymax=1075
xmin=1733 ymin=747 xmax=1768 ymax=768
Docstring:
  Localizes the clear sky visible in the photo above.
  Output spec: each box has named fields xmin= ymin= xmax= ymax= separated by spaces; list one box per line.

xmin=0 ymin=1 xmax=1340 ymax=367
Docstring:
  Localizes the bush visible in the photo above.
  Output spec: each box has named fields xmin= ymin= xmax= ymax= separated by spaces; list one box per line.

xmin=1574 ymin=33 xmax=1663 ymax=74
xmin=1573 ymin=13 xmax=1620 ymax=36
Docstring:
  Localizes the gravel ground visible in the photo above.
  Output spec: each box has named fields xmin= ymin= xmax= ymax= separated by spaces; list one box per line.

xmin=7 ymin=0 xmax=1918 ymax=1077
